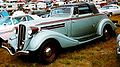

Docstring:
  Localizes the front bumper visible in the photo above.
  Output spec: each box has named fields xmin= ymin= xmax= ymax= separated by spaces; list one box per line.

xmin=2 ymin=42 xmax=29 ymax=56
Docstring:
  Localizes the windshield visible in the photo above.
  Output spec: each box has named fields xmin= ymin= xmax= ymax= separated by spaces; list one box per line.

xmin=101 ymin=5 xmax=113 ymax=9
xmin=0 ymin=16 xmax=21 ymax=25
xmin=0 ymin=17 xmax=12 ymax=25
xmin=49 ymin=7 xmax=71 ymax=17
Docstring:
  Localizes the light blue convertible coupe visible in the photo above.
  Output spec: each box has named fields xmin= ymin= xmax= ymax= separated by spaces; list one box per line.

xmin=1 ymin=2 xmax=116 ymax=64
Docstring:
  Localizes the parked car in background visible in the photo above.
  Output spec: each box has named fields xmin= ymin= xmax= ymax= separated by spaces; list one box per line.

xmin=23 ymin=2 xmax=48 ymax=16
xmin=12 ymin=11 xmax=40 ymax=19
xmin=12 ymin=11 xmax=25 ymax=16
xmin=0 ymin=14 xmax=37 ymax=41
xmin=108 ymin=1 xmax=118 ymax=5
xmin=1 ymin=3 xmax=25 ymax=13
xmin=2 ymin=2 xmax=116 ymax=64
xmin=0 ymin=9 xmax=9 ymax=18
xmin=95 ymin=4 xmax=101 ymax=9
xmin=37 ymin=2 xmax=47 ymax=9
xmin=0 ymin=6 xmax=9 ymax=17
xmin=98 ymin=4 xmax=120 ymax=16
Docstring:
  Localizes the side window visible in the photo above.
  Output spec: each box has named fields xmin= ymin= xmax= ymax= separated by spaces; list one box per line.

xmin=78 ymin=4 xmax=91 ymax=14
xmin=114 ymin=6 xmax=118 ymax=9
xmin=73 ymin=7 xmax=78 ymax=15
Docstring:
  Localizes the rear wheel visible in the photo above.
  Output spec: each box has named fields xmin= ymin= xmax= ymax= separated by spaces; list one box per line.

xmin=102 ymin=26 xmax=115 ymax=41
xmin=103 ymin=27 xmax=111 ymax=40
xmin=37 ymin=40 xmax=59 ymax=64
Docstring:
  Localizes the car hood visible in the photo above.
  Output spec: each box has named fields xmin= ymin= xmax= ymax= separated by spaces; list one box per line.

xmin=0 ymin=25 xmax=13 ymax=33
xmin=34 ymin=17 xmax=69 ymax=26
xmin=0 ymin=17 xmax=69 ymax=31
xmin=0 ymin=17 xmax=69 ymax=33
xmin=0 ymin=25 xmax=15 ymax=40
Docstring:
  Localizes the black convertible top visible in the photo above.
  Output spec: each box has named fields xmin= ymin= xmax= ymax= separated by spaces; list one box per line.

xmin=58 ymin=2 xmax=99 ymax=14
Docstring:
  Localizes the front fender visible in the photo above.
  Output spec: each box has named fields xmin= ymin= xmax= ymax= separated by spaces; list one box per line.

xmin=27 ymin=30 xmax=79 ymax=51
xmin=97 ymin=18 xmax=116 ymax=36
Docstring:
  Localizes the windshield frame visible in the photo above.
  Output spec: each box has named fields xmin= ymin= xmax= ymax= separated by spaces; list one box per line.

xmin=49 ymin=7 xmax=72 ymax=17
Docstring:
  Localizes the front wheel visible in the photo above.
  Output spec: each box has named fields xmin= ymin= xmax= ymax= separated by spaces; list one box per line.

xmin=36 ymin=40 xmax=58 ymax=64
xmin=116 ymin=47 xmax=120 ymax=61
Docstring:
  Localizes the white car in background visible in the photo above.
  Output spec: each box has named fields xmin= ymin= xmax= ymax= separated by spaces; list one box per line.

xmin=12 ymin=11 xmax=40 ymax=20
xmin=0 ymin=14 xmax=38 ymax=40
xmin=98 ymin=4 xmax=120 ymax=16
xmin=12 ymin=11 xmax=25 ymax=16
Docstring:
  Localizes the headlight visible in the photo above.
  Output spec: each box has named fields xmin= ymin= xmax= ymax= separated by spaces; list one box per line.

xmin=13 ymin=27 xmax=18 ymax=34
xmin=28 ymin=26 xmax=39 ymax=35
xmin=13 ymin=28 xmax=16 ymax=33
xmin=28 ymin=29 xmax=32 ymax=35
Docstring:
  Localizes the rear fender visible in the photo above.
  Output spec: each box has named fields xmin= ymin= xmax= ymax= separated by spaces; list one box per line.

xmin=97 ymin=18 xmax=116 ymax=36
xmin=26 ymin=30 xmax=79 ymax=51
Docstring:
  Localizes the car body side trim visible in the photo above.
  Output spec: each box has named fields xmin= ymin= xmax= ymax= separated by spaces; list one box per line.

xmin=36 ymin=14 xmax=104 ymax=26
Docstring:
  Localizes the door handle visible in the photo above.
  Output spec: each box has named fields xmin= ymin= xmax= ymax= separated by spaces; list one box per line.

xmin=92 ymin=24 xmax=95 ymax=27
xmin=72 ymin=21 xmax=75 ymax=23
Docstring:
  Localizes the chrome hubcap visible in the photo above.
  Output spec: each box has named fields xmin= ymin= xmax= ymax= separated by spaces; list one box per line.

xmin=105 ymin=29 xmax=108 ymax=34
xmin=44 ymin=47 xmax=52 ymax=56
xmin=117 ymin=47 xmax=120 ymax=54
xmin=104 ymin=29 xmax=110 ymax=40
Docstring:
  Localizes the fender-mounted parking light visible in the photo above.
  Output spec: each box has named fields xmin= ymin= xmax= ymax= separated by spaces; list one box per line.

xmin=28 ymin=26 xmax=39 ymax=35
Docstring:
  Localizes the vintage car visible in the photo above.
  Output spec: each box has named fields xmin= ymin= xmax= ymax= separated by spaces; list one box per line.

xmin=98 ymin=4 xmax=120 ymax=16
xmin=1 ymin=2 xmax=116 ymax=64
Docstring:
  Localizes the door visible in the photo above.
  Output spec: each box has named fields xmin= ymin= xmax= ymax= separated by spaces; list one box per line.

xmin=71 ymin=4 xmax=97 ymax=40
